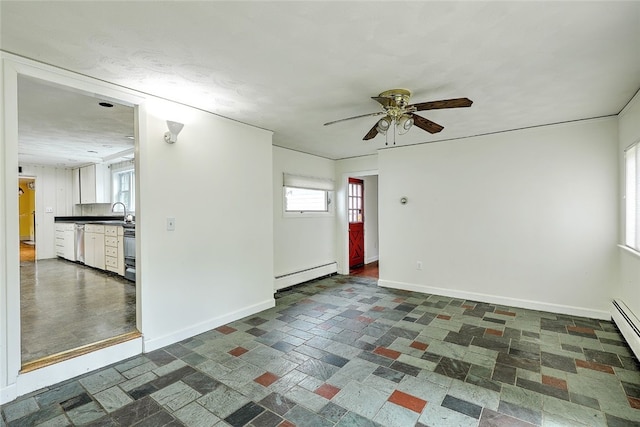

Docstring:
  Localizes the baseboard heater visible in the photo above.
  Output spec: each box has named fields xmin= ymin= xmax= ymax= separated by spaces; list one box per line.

xmin=274 ymin=262 xmax=337 ymax=291
xmin=612 ymin=299 xmax=640 ymax=361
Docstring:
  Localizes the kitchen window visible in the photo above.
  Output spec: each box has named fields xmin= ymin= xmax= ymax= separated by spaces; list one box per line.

xmin=112 ymin=167 xmax=135 ymax=213
xmin=625 ymin=141 xmax=640 ymax=251
xmin=283 ymin=173 xmax=334 ymax=215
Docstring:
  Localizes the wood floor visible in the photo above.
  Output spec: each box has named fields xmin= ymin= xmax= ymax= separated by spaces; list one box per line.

xmin=20 ymin=253 xmax=137 ymax=365
xmin=349 ymin=260 xmax=379 ymax=278
xmin=20 ymin=241 xmax=35 ymax=262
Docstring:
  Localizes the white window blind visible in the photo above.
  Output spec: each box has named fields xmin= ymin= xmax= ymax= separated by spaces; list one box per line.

xmin=626 ymin=142 xmax=640 ymax=251
xmin=283 ymin=173 xmax=334 ymax=191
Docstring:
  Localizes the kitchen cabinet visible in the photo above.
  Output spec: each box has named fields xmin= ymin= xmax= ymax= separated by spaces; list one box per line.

xmin=74 ymin=164 xmax=110 ymax=204
xmin=104 ymin=225 xmax=124 ymax=276
xmin=84 ymin=224 xmax=105 ymax=269
xmin=54 ymin=222 xmax=76 ymax=261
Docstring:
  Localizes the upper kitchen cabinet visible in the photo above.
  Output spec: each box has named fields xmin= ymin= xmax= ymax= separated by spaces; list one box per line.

xmin=73 ymin=164 xmax=111 ymax=204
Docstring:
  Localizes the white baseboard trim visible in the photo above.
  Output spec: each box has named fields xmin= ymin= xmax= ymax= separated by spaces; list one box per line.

xmin=611 ymin=300 xmax=640 ymax=360
xmin=1 ymin=337 xmax=142 ymax=405
xmin=365 ymin=255 xmax=379 ymax=264
xmin=378 ymin=279 xmax=611 ymax=320
xmin=143 ymin=298 xmax=275 ymax=353
xmin=274 ymin=262 xmax=337 ymax=291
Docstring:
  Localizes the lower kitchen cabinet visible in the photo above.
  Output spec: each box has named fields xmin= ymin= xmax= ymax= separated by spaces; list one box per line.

xmin=104 ymin=225 xmax=124 ymax=276
xmin=84 ymin=224 xmax=105 ymax=270
xmin=54 ymin=222 xmax=76 ymax=261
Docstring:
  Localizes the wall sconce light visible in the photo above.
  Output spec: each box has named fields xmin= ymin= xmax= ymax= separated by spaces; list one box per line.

xmin=164 ymin=120 xmax=184 ymax=144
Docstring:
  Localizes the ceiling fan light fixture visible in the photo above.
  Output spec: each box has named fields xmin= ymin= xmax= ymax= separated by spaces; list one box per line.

xmin=376 ymin=117 xmax=391 ymax=135
xmin=397 ymin=115 xmax=414 ymax=135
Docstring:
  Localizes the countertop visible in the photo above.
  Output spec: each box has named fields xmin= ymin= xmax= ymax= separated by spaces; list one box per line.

xmin=55 ymin=216 xmax=135 ymax=228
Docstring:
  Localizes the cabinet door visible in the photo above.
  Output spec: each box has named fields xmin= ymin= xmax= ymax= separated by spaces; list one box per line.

xmin=72 ymin=169 xmax=81 ymax=205
xmin=84 ymin=232 xmax=94 ymax=267
xmin=63 ymin=229 xmax=76 ymax=261
xmin=94 ymin=232 xmax=105 ymax=270
xmin=80 ymin=165 xmax=97 ymax=204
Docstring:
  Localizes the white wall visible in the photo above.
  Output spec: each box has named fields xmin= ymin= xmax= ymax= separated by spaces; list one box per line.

xmin=18 ymin=164 xmax=73 ymax=259
xmin=617 ymin=91 xmax=640 ymax=317
xmin=335 ymin=155 xmax=378 ymax=274
xmin=273 ymin=146 xmax=336 ymax=278
xmin=379 ymin=118 xmax=619 ymax=319
xmin=363 ymin=175 xmax=379 ymax=264
xmin=139 ymin=100 xmax=274 ymax=351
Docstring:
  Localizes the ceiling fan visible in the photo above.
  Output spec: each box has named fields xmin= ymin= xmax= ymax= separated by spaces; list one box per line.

xmin=324 ymin=89 xmax=472 ymax=143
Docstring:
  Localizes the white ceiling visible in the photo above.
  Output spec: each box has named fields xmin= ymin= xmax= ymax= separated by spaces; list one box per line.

xmin=18 ymin=76 xmax=135 ymax=168
xmin=2 ymin=1 xmax=640 ymax=161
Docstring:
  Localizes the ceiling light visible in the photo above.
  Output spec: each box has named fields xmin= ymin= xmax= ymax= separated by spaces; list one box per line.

xmin=98 ymin=102 xmax=114 ymax=108
xmin=87 ymin=150 xmax=98 ymax=154
xmin=376 ymin=117 xmax=391 ymax=135
xmin=397 ymin=115 xmax=414 ymax=135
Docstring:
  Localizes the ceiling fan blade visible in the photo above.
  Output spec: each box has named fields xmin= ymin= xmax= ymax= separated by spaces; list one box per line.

xmin=410 ymin=97 xmax=473 ymax=111
xmin=363 ymin=123 xmax=379 ymax=140
xmin=411 ymin=113 xmax=444 ymax=134
xmin=324 ymin=111 xmax=384 ymax=126
xmin=371 ymin=96 xmax=393 ymax=108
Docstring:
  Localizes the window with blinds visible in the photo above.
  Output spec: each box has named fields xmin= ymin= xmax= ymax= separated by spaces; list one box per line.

xmin=282 ymin=173 xmax=334 ymax=214
xmin=626 ymin=142 xmax=640 ymax=251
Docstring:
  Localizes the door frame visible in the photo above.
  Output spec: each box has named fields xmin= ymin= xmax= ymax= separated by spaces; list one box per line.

xmin=337 ymin=170 xmax=379 ymax=275
xmin=1 ymin=52 xmax=145 ymax=403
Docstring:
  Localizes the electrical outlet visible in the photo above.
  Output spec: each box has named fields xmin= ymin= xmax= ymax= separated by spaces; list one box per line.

xmin=45 ymin=207 xmax=53 ymax=213
xmin=417 ymin=261 xmax=423 ymax=270
xmin=166 ymin=217 xmax=176 ymax=231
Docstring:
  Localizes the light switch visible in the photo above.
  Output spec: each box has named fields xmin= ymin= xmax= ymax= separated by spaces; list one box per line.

xmin=166 ymin=217 xmax=176 ymax=231
xmin=45 ymin=207 xmax=54 ymax=213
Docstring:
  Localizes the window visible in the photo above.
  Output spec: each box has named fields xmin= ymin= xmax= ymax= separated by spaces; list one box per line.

xmin=112 ymin=167 xmax=135 ymax=213
xmin=348 ymin=178 xmax=363 ymax=223
xmin=626 ymin=142 xmax=640 ymax=251
xmin=284 ymin=187 xmax=328 ymax=212
xmin=282 ymin=173 xmax=334 ymax=214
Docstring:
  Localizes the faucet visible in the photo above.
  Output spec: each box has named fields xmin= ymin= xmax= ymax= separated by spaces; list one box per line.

xmin=111 ymin=202 xmax=127 ymax=222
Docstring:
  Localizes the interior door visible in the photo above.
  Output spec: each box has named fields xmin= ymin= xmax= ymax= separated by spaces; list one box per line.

xmin=348 ymin=178 xmax=365 ymax=268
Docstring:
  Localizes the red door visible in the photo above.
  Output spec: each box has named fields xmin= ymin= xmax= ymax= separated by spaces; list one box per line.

xmin=348 ymin=178 xmax=365 ymax=268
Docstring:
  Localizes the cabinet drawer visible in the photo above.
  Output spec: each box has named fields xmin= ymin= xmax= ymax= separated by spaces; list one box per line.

xmin=105 ymin=246 xmax=118 ymax=257
xmin=105 ymin=256 xmax=118 ymax=268
xmin=105 ymin=236 xmax=118 ymax=247
xmin=105 ymin=226 xmax=118 ymax=236
xmin=55 ymin=223 xmax=75 ymax=232
xmin=85 ymin=224 xmax=104 ymax=233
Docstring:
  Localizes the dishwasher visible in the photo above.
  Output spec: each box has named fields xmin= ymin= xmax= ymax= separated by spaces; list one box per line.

xmin=75 ymin=224 xmax=85 ymax=263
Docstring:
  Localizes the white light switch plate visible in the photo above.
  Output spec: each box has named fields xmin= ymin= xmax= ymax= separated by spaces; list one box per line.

xmin=45 ymin=207 xmax=53 ymax=213
xmin=166 ymin=217 xmax=176 ymax=231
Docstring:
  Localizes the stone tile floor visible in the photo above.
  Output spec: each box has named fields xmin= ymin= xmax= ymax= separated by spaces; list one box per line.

xmin=2 ymin=275 xmax=640 ymax=426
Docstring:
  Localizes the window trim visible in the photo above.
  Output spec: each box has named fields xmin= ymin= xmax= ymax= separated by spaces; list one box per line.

xmin=624 ymin=139 xmax=640 ymax=251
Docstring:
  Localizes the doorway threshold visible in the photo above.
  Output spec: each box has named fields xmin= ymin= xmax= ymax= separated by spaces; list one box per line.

xmin=20 ymin=330 xmax=141 ymax=373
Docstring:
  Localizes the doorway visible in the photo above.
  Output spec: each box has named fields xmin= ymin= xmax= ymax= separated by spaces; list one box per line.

xmin=18 ymin=177 xmax=36 ymax=262
xmin=17 ymin=75 xmax=139 ymax=370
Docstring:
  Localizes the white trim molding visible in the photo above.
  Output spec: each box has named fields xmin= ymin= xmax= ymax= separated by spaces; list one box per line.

xmin=378 ymin=279 xmax=611 ymax=320
xmin=1 ymin=338 xmax=142 ymax=405
xmin=142 ymin=298 xmax=275 ymax=353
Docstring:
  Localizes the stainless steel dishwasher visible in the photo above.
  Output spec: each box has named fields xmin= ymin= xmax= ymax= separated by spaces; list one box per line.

xmin=75 ymin=224 xmax=85 ymax=263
